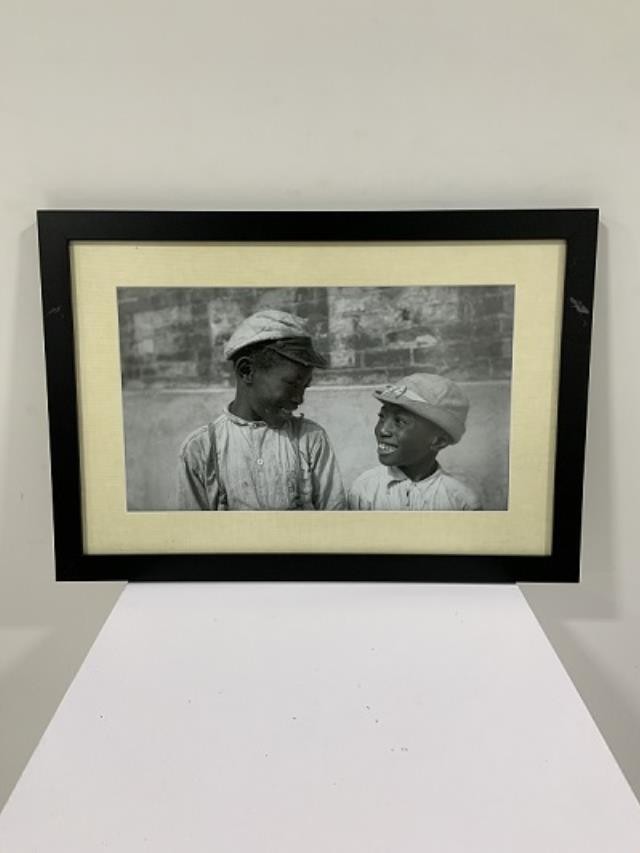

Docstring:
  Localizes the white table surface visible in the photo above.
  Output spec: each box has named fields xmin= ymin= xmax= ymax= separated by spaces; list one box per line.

xmin=1 ymin=583 xmax=639 ymax=853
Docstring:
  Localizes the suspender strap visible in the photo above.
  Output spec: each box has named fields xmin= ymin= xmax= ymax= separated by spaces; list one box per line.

xmin=206 ymin=421 xmax=228 ymax=511
xmin=291 ymin=416 xmax=304 ymax=509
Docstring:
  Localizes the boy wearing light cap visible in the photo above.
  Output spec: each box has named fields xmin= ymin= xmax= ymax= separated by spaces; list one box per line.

xmin=348 ymin=373 xmax=481 ymax=511
xmin=178 ymin=309 xmax=346 ymax=510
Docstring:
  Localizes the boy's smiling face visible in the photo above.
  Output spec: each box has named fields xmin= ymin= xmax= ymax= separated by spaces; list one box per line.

xmin=375 ymin=402 xmax=447 ymax=475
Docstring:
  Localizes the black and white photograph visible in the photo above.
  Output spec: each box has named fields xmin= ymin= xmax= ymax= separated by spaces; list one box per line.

xmin=37 ymin=209 xmax=598 ymax=580
xmin=118 ymin=284 xmax=513 ymax=513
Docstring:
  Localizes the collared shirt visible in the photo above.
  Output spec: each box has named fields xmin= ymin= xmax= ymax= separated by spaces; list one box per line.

xmin=348 ymin=464 xmax=481 ymax=511
xmin=178 ymin=407 xmax=346 ymax=511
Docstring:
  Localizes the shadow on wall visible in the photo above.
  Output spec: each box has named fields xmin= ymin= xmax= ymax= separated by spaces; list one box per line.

xmin=0 ymin=227 xmax=124 ymax=811
xmin=123 ymin=381 xmax=510 ymax=510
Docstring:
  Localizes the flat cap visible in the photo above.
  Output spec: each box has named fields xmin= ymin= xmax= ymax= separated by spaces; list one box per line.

xmin=374 ymin=373 xmax=469 ymax=443
xmin=223 ymin=309 xmax=327 ymax=368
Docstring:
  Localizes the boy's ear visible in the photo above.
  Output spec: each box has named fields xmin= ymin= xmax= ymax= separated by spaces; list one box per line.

xmin=234 ymin=356 xmax=254 ymax=385
xmin=431 ymin=433 xmax=450 ymax=452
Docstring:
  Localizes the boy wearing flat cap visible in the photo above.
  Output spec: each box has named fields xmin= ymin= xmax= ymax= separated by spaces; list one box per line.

xmin=348 ymin=373 xmax=481 ymax=511
xmin=178 ymin=309 xmax=346 ymax=511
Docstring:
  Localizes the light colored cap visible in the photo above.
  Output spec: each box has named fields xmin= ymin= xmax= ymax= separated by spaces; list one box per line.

xmin=373 ymin=373 xmax=469 ymax=443
xmin=223 ymin=309 xmax=327 ymax=367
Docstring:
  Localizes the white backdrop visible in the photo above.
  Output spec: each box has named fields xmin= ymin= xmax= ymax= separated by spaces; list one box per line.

xmin=1 ymin=0 xmax=639 ymax=808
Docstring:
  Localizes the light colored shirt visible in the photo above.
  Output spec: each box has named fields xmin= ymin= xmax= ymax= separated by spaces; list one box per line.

xmin=348 ymin=464 xmax=481 ymax=511
xmin=178 ymin=407 xmax=346 ymax=511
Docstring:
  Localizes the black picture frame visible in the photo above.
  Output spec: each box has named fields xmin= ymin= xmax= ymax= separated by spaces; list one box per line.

xmin=37 ymin=209 xmax=598 ymax=583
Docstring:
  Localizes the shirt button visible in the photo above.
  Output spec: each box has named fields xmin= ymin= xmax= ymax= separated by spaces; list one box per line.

xmin=257 ymin=458 xmax=264 ymax=466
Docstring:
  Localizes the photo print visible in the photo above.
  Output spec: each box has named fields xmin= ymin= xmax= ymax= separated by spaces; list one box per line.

xmin=117 ymin=284 xmax=513 ymax=513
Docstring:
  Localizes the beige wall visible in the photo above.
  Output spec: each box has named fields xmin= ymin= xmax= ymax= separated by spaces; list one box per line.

xmin=1 ymin=0 xmax=640 ymax=810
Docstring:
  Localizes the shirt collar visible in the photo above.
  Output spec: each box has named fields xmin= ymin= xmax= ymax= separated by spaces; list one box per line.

xmin=224 ymin=405 xmax=260 ymax=426
xmin=223 ymin=405 xmax=302 ymax=429
xmin=224 ymin=404 xmax=266 ymax=427
xmin=384 ymin=463 xmax=441 ymax=487
xmin=384 ymin=466 xmax=409 ymax=484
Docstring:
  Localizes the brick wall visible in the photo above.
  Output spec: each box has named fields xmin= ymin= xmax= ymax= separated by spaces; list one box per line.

xmin=323 ymin=285 xmax=513 ymax=384
xmin=118 ymin=285 xmax=513 ymax=388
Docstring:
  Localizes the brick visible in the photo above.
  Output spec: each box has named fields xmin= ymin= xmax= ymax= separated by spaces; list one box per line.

xmin=302 ymin=310 xmax=328 ymax=331
xmin=488 ymin=340 xmax=505 ymax=359
xmin=133 ymin=312 xmax=158 ymax=340
xmin=330 ymin=350 xmax=357 ymax=368
xmin=471 ymin=285 xmax=502 ymax=299
xmin=429 ymin=301 xmax=461 ymax=323
xmin=190 ymin=288 xmax=214 ymax=304
xmin=344 ymin=331 xmax=382 ymax=351
xmin=125 ymin=378 xmax=145 ymax=390
xmin=117 ymin=319 xmax=135 ymax=348
xmin=117 ymin=297 xmax=145 ymax=318
xmin=171 ymin=331 xmax=201 ymax=353
xmin=500 ymin=315 xmax=514 ymax=335
xmin=411 ymin=350 xmax=442 ymax=370
xmin=470 ymin=339 xmax=502 ymax=359
xmin=471 ymin=357 xmax=491 ymax=377
xmin=443 ymin=363 xmax=482 ymax=382
xmin=156 ymin=306 xmax=182 ymax=327
xmin=116 ymin=290 xmax=140 ymax=304
xmin=386 ymin=366 xmax=413 ymax=381
xmin=437 ymin=320 xmax=472 ymax=338
xmin=257 ymin=297 xmax=297 ymax=315
xmin=364 ymin=348 xmax=411 ymax=368
xmin=500 ymin=338 xmax=514 ymax=360
xmin=385 ymin=326 xmax=437 ymax=346
xmin=163 ymin=362 xmax=198 ymax=380
xmin=210 ymin=363 xmax=226 ymax=382
xmin=118 ymin=290 xmax=154 ymax=312
xmin=153 ymin=334 xmax=177 ymax=357
xmin=490 ymin=357 xmax=513 ymax=380
xmin=136 ymin=338 xmax=154 ymax=356
xmin=471 ymin=317 xmax=501 ymax=336
xmin=151 ymin=291 xmax=172 ymax=310
xmin=442 ymin=341 xmax=472 ymax=361
xmin=475 ymin=294 xmax=505 ymax=317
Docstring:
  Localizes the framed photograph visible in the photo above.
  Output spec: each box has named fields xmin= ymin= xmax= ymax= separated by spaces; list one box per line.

xmin=37 ymin=209 xmax=598 ymax=583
